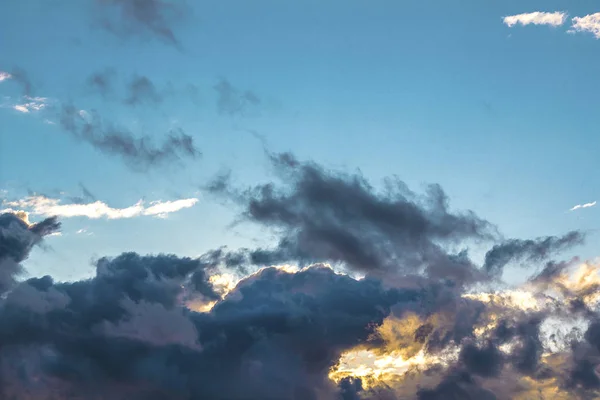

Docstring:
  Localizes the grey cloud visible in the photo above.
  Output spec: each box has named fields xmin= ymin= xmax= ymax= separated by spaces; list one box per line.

xmin=8 ymin=67 xmax=33 ymax=96
xmin=214 ymin=78 xmax=262 ymax=117
xmin=58 ymin=104 xmax=200 ymax=171
xmin=86 ymin=68 xmax=117 ymax=97
xmin=208 ymin=151 xmax=498 ymax=279
xmin=94 ymin=0 xmax=187 ymax=48
xmin=68 ymin=183 xmax=97 ymax=204
xmin=484 ymin=231 xmax=585 ymax=276
xmin=1 ymin=152 xmax=596 ymax=399
xmin=0 ymin=213 xmax=60 ymax=293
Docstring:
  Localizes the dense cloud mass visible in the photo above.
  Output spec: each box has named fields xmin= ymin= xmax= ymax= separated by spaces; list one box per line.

xmin=0 ymin=153 xmax=598 ymax=399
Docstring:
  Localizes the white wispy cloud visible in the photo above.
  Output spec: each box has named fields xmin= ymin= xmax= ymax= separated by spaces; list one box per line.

xmin=12 ymin=96 xmax=50 ymax=113
xmin=0 ymin=71 xmax=11 ymax=82
xmin=1 ymin=195 xmax=199 ymax=220
xmin=569 ymin=201 xmax=597 ymax=212
xmin=570 ymin=13 xmax=600 ymax=38
xmin=503 ymin=11 xmax=568 ymax=27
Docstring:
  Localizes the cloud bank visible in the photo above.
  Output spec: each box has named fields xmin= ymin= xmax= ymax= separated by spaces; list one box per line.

xmin=1 ymin=152 xmax=597 ymax=399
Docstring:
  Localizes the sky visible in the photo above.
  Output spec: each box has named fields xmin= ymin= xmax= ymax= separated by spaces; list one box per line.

xmin=2 ymin=1 xmax=600 ymax=399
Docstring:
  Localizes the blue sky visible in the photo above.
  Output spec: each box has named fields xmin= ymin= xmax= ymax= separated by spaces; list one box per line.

xmin=1 ymin=0 xmax=599 ymax=282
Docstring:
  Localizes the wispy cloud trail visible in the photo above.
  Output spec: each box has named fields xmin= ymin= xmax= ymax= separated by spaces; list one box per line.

xmin=570 ymin=201 xmax=597 ymax=211
xmin=1 ymin=195 xmax=199 ymax=220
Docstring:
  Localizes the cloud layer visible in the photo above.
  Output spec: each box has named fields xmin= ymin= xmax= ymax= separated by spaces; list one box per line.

xmin=1 ymin=152 xmax=597 ymax=399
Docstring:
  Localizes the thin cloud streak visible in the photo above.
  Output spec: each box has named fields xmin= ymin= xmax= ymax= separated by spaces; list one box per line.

xmin=570 ymin=201 xmax=597 ymax=211
xmin=503 ymin=11 xmax=568 ymax=27
xmin=1 ymin=195 xmax=199 ymax=220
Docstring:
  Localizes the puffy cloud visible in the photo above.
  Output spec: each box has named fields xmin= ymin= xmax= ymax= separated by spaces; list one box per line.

xmin=1 ymin=195 xmax=198 ymax=220
xmin=571 ymin=13 xmax=600 ymax=39
xmin=503 ymin=11 xmax=568 ymax=28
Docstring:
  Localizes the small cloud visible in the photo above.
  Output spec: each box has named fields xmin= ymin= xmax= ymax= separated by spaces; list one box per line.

xmin=569 ymin=201 xmax=597 ymax=212
xmin=124 ymin=75 xmax=163 ymax=106
xmin=12 ymin=96 xmax=50 ymax=113
xmin=86 ymin=68 xmax=117 ymax=97
xmin=0 ymin=71 xmax=12 ymax=82
xmin=570 ymin=13 xmax=600 ymax=39
xmin=76 ymin=228 xmax=94 ymax=236
xmin=2 ymin=195 xmax=199 ymax=220
xmin=503 ymin=11 xmax=567 ymax=28
xmin=213 ymin=78 xmax=261 ymax=117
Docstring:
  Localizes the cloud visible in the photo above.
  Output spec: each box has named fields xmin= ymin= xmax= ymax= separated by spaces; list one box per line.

xmin=0 ymin=71 xmax=11 ymax=82
xmin=3 ymin=68 xmax=200 ymax=171
xmin=503 ymin=11 xmax=568 ymax=28
xmin=11 ymin=96 xmax=50 ymax=113
xmin=570 ymin=201 xmax=597 ymax=211
xmin=93 ymin=0 xmax=187 ymax=48
xmin=1 ymin=195 xmax=198 ymax=220
xmin=7 ymin=67 xmax=33 ymax=95
xmin=208 ymin=151 xmax=498 ymax=280
xmin=1 ymin=153 xmax=600 ymax=399
xmin=59 ymin=104 xmax=201 ymax=171
xmin=86 ymin=68 xmax=117 ymax=97
xmin=213 ymin=78 xmax=261 ymax=117
xmin=571 ymin=13 xmax=600 ymax=39
xmin=124 ymin=75 xmax=163 ymax=106
xmin=483 ymin=231 xmax=585 ymax=276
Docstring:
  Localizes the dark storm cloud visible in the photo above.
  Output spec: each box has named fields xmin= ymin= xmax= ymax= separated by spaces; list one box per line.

xmin=0 ymin=249 xmax=421 ymax=399
xmin=58 ymin=104 xmax=200 ymax=171
xmin=124 ymin=75 xmax=163 ymax=106
xmin=483 ymin=231 xmax=585 ymax=276
xmin=0 ymin=213 xmax=60 ymax=293
xmin=94 ymin=0 xmax=187 ymax=48
xmin=417 ymin=370 xmax=497 ymax=400
xmin=209 ymin=151 xmax=498 ymax=277
xmin=1 ymin=152 xmax=595 ymax=398
xmin=213 ymin=78 xmax=262 ymax=117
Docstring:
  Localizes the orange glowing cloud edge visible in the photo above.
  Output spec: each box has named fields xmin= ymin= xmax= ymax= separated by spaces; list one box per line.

xmin=182 ymin=260 xmax=600 ymax=396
